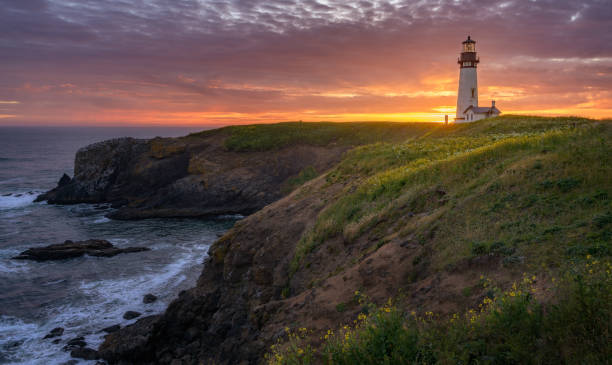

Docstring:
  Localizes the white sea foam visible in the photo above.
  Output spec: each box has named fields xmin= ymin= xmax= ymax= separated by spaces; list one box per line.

xmin=74 ymin=248 xmax=206 ymax=348
xmin=0 ymin=248 xmax=207 ymax=365
xmin=0 ymin=315 xmax=77 ymax=365
xmin=0 ymin=259 xmax=29 ymax=274
xmin=92 ymin=217 xmax=110 ymax=224
xmin=0 ymin=192 xmax=38 ymax=210
xmin=217 ymin=214 xmax=245 ymax=220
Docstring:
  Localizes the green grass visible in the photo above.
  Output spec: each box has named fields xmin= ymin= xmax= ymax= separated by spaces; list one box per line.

xmin=219 ymin=122 xmax=438 ymax=152
xmin=282 ymin=166 xmax=319 ymax=194
xmin=289 ymin=117 xmax=611 ymax=276
xmin=253 ymin=115 xmax=612 ymax=365
xmin=268 ymin=258 xmax=612 ymax=364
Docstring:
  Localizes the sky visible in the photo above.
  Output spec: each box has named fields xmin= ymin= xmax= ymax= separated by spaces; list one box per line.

xmin=1 ymin=0 xmax=611 ymax=126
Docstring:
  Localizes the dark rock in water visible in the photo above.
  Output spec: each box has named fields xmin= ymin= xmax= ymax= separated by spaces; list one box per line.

xmin=102 ymin=324 xmax=121 ymax=333
xmin=110 ymin=199 xmax=129 ymax=209
xmin=15 ymin=194 xmax=22 ymax=197
xmin=70 ymin=347 xmax=99 ymax=360
xmin=123 ymin=311 xmax=141 ymax=320
xmin=58 ymin=173 xmax=72 ymax=187
xmin=63 ymin=336 xmax=86 ymax=351
xmin=2 ymin=193 xmax=10 ymax=196
xmin=3 ymin=340 xmax=23 ymax=349
xmin=98 ymin=315 xmax=160 ymax=364
xmin=67 ymin=336 xmax=85 ymax=345
xmin=12 ymin=239 xmax=149 ymax=261
xmin=142 ymin=294 xmax=157 ymax=304
xmin=43 ymin=327 xmax=64 ymax=339
xmin=52 ymin=338 xmax=62 ymax=344
xmin=60 ymin=360 xmax=78 ymax=365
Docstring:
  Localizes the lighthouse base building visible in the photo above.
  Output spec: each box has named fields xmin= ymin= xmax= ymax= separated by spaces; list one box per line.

xmin=462 ymin=101 xmax=501 ymax=122
xmin=455 ymin=36 xmax=501 ymax=123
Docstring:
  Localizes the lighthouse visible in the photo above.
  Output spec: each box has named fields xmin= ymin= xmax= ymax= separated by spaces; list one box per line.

xmin=455 ymin=36 xmax=500 ymax=122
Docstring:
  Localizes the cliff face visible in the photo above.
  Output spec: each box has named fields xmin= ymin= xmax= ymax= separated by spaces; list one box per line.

xmin=99 ymin=174 xmax=354 ymax=364
xmin=97 ymin=117 xmax=612 ymax=365
xmin=36 ymin=129 xmax=349 ymax=219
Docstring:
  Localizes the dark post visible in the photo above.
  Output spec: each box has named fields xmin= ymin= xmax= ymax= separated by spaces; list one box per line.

xmin=445 ymin=115 xmax=448 ymax=125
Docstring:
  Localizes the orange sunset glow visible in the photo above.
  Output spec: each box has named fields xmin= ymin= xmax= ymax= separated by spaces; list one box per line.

xmin=2 ymin=1 xmax=611 ymax=126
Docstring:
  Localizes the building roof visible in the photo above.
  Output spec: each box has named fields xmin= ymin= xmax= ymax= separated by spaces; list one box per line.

xmin=462 ymin=35 xmax=475 ymax=44
xmin=464 ymin=105 xmax=501 ymax=114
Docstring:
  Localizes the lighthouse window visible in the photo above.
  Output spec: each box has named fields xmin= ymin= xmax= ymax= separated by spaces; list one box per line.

xmin=471 ymin=88 xmax=475 ymax=98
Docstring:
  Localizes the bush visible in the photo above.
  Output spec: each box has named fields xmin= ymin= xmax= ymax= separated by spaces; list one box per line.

xmin=268 ymin=257 xmax=612 ymax=364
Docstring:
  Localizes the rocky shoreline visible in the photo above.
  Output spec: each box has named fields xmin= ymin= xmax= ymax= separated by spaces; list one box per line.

xmin=39 ymin=293 xmax=161 ymax=364
xmin=34 ymin=127 xmax=360 ymax=363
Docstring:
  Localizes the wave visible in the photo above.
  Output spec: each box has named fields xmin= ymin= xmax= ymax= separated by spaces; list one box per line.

xmin=217 ymin=213 xmax=245 ymax=220
xmin=0 ymin=192 xmax=39 ymax=210
xmin=0 ymin=259 xmax=29 ymax=275
xmin=0 ymin=315 xmax=74 ymax=365
xmin=93 ymin=217 xmax=111 ymax=224
xmin=0 ymin=250 xmax=205 ymax=364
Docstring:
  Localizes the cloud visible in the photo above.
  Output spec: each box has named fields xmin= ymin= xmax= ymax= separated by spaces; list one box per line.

xmin=0 ymin=0 xmax=611 ymax=125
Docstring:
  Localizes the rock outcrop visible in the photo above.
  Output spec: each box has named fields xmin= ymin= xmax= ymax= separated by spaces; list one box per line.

xmin=12 ymin=239 xmax=149 ymax=261
xmin=98 ymin=315 xmax=160 ymax=364
xmin=36 ymin=129 xmax=350 ymax=220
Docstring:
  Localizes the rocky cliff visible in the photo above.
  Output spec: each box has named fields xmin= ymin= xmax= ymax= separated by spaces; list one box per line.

xmin=37 ymin=127 xmax=350 ymax=219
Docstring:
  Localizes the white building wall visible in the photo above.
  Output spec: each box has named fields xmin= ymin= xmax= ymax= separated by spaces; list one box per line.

xmin=456 ymin=67 xmax=478 ymax=119
xmin=472 ymin=113 xmax=487 ymax=121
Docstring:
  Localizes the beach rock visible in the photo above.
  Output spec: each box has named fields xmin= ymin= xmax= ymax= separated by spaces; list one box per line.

xmin=102 ymin=324 xmax=121 ymax=333
xmin=63 ymin=337 xmax=87 ymax=352
xmin=43 ymin=327 xmax=64 ymax=339
xmin=123 ymin=311 xmax=141 ymax=320
xmin=143 ymin=294 xmax=157 ymax=304
xmin=12 ymin=239 xmax=149 ymax=261
xmin=67 ymin=336 xmax=85 ymax=344
xmin=98 ymin=315 xmax=160 ymax=363
xmin=70 ymin=347 xmax=99 ymax=360
xmin=58 ymin=173 xmax=72 ymax=187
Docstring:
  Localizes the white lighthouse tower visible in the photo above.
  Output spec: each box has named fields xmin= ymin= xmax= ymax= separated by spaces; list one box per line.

xmin=455 ymin=36 xmax=500 ymax=122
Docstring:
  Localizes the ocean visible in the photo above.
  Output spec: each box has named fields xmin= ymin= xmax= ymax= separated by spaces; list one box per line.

xmin=0 ymin=126 xmax=238 ymax=364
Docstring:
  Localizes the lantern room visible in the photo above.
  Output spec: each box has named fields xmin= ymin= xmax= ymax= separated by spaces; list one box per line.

xmin=458 ymin=35 xmax=479 ymax=68
xmin=462 ymin=36 xmax=476 ymax=52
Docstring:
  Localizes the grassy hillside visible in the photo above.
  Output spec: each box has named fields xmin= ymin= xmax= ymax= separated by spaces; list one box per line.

xmin=265 ymin=115 xmax=611 ymax=364
xmin=190 ymin=121 xmax=439 ymax=152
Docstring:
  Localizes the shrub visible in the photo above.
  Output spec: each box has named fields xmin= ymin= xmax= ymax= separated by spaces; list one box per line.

xmin=268 ymin=256 xmax=612 ymax=364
